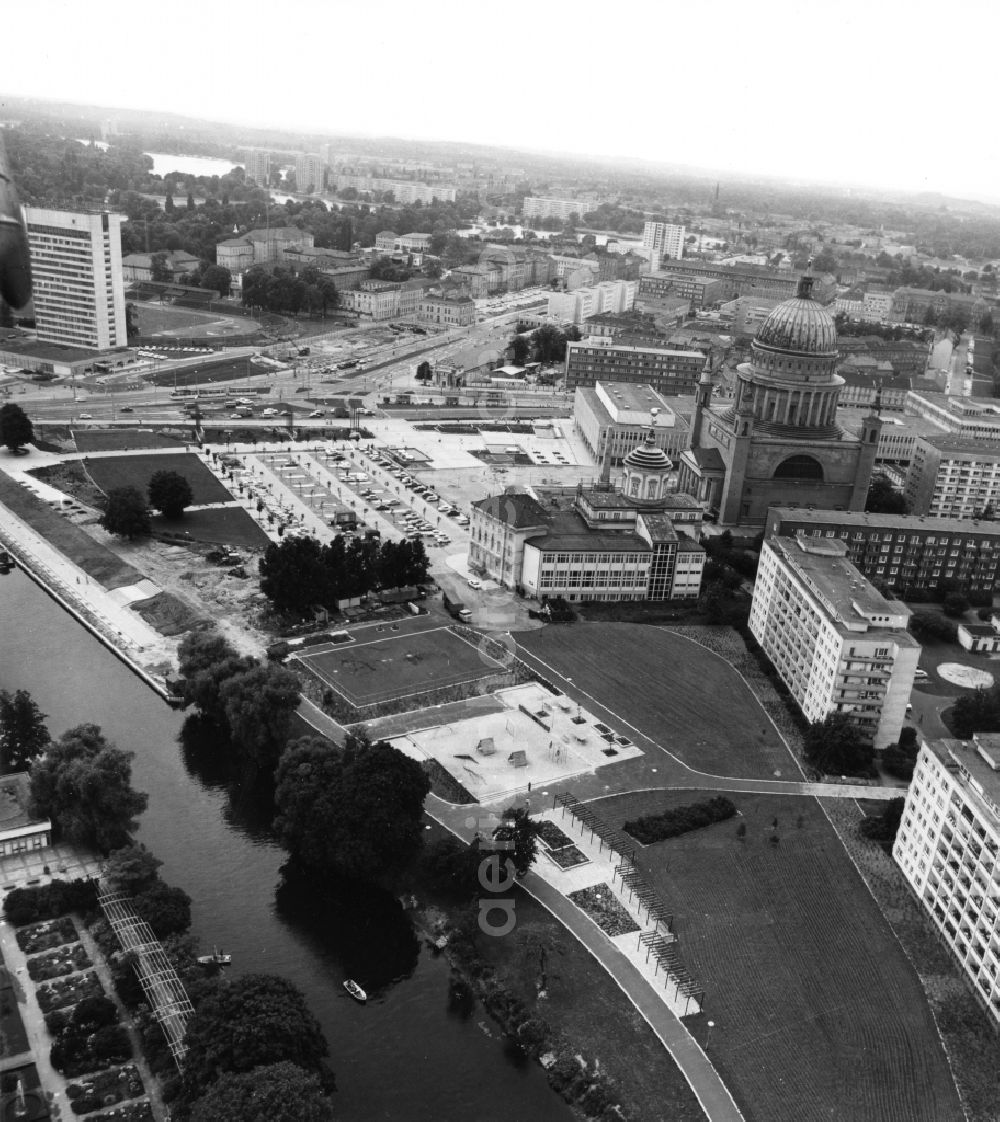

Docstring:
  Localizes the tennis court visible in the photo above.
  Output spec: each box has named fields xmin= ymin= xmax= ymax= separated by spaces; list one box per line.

xmin=296 ymin=625 xmax=505 ymax=706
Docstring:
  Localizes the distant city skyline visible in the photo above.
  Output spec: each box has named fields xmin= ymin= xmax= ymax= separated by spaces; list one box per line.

xmin=6 ymin=0 xmax=996 ymax=206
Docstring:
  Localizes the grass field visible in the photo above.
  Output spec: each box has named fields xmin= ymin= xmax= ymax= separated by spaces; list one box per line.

xmin=73 ymin=430 xmax=187 ymax=453
xmin=517 ymin=623 xmax=797 ymax=779
xmin=594 ymin=788 xmax=964 ymax=1122
xmin=135 ymin=304 xmax=248 ymax=336
xmin=151 ymin=506 xmax=269 ymax=549
xmin=146 ymin=356 xmax=257 ymax=387
xmin=0 ymin=472 xmax=141 ymax=588
xmin=298 ymin=626 xmax=502 ymax=706
xmin=84 ymin=453 xmax=232 ymax=505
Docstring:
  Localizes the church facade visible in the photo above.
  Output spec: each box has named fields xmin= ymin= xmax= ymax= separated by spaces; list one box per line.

xmin=677 ymin=274 xmax=881 ymax=527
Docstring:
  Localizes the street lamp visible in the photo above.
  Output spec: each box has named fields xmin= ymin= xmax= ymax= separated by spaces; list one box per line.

xmin=705 ymin=1021 xmax=715 ymax=1050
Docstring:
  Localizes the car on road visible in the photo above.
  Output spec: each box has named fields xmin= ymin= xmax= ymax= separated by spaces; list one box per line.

xmin=78 ymin=413 xmax=93 ymax=419
xmin=467 ymin=578 xmax=482 ymax=590
xmin=120 ymin=406 xmax=134 ymax=413
xmin=914 ymin=669 xmax=930 ymax=681
xmin=309 ymin=409 xmax=325 ymax=418
xmin=457 ymin=515 xmax=470 ymax=525
xmin=446 ymin=509 xmax=461 ymax=518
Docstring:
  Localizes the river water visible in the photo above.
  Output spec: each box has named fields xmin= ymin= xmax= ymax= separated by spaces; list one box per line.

xmin=143 ymin=152 xmax=238 ymax=178
xmin=0 ymin=568 xmax=570 ymax=1121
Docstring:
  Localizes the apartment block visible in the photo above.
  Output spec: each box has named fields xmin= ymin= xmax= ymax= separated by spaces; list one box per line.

xmin=548 ymin=280 xmax=636 ymax=325
xmin=295 ymin=152 xmax=326 ymax=193
xmin=894 ymin=736 xmax=1000 ymax=1024
xmin=749 ymin=535 xmax=919 ymax=749
xmin=765 ymin=507 xmax=1000 ymax=595
xmin=23 ymin=207 xmax=127 ymax=350
xmin=905 ymin=436 xmax=1000 ymax=519
xmin=642 ymin=221 xmax=686 ymax=264
xmin=522 ymin=195 xmax=598 ymax=221
xmin=564 ymin=339 xmax=705 ymax=396
xmin=243 ymin=148 xmax=271 ymax=186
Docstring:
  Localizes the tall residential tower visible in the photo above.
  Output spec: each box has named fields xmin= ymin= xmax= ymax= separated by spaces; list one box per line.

xmin=23 ymin=207 xmax=126 ymax=350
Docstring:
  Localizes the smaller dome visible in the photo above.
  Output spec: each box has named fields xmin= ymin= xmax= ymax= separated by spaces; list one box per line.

xmin=623 ymin=432 xmax=672 ymax=473
xmin=754 ymin=274 xmax=838 ymax=356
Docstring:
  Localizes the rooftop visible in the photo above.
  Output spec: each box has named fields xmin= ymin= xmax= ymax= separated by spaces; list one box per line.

xmin=0 ymin=337 xmax=103 ymax=361
xmin=920 ymin=434 xmax=1000 ymax=455
xmin=526 ymin=509 xmax=651 ymax=553
xmin=471 ymin=492 xmax=550 ymax=528
xmin=767 ymin=506 xmax=1000 ymax=534
xmin=927 ymin=737 xmax=1000 ymax=819
xmin=769 ymin=534 xmax=915 ymax=638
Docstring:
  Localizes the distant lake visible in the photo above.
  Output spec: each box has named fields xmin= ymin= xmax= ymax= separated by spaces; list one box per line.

xmin=144 ymin=152 xmax=238 ymax=178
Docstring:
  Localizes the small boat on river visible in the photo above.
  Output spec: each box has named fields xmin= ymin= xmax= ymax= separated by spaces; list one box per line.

xmin=196 ymin=945 xmax=232 ymax=966
xmin=343 ymin=979 xmax=367 ymax=1003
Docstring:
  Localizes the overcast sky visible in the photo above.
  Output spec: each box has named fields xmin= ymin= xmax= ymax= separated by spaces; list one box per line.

xmin=5 ymin=0 xmax=998 ymax=203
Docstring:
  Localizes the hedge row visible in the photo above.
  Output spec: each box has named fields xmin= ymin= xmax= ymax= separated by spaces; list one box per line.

xmin=4 ymin=880 xmax=99 ymax=927
xmin=624 ymin=797 xmax=737 ymax=845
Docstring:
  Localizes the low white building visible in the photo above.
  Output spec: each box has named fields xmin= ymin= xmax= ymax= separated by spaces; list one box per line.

xmin=547 ymin=280 xmax=637 ymax=325
xmin=749 ymin=534 xmax=920 ymax=749
xmin=574 ymin=382 xmax=690 ymax=464
xmin=895 ymin=736 xmax=1000 ymax=1024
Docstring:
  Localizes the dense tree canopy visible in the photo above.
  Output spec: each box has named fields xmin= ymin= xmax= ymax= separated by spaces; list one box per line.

xmin=180 ymin=974 xmax=331 ymax=1105
xmin=29 ymin=724 xmax=148 ymax=853
xmin=802 ymin=713 xmax=874 ymax=778
xmin=948 ymin=685 xmax=1000 ymax=739
xmin=189 ymin=1061 xmax=334 ymax=1122
xmin=219 ymin=664 xmax=301 ymax=776
xmin=0 ymin=403 xmax=34 ymax=453
xmin=259 ymin=534 xmax=428 ymax=615
xmin=100 ymin=486 xmax=150 ymax=540
xmin=275 ymin=734 xmax=430 ymax=882
xmin=493 ymin=807 xmax=540 ymax=876
xmin=177 ymin=632 xmax=259 ymax=723
xmin=0 ymin=689 xmax=50 ymax=772
xmin=148 ymin=470 xmax=194 ymax=519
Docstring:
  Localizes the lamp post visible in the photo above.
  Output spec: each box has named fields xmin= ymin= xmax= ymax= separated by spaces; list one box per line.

xmin=705 ymin=1021 xmax=715 ymax=1050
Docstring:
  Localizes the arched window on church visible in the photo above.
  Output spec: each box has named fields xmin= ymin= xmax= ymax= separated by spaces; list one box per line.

xmin=629 ymin=476 xmax=640 ymax=497
xmin=773 ymin=454 xmax=824 ymax=481
xmin=647 ymin=478 xmax=658 ymax=498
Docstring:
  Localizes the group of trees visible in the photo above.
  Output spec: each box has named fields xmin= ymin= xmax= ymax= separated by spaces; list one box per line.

xmin=802 ymin=713 xmax=874 ymax=778
xmin=29 ymin=722 xmax=148 ymax=854
xmin=866 ymin=474 xmax=908 ymax=515
xmin=882 ymin=726 xmax=919 ymax=781
xmin=241 ymin=266 xmax=339 ymax=318
xmin=275 ymin=733 xmax=430 ymax=883
xmin=177 ymin=632 xmax=301 ymax=779
xmin=259 ymin=534 xmax=429 ymax=615
xmin=0 ymin=403 xmax=33 ymax=453
xmin=103 ymin=844 xmax=192 ymax=939
xmin=100 ymin=469 xmax=194 ymax=540
xmin=623 ymin=796 xmax=736 ymax=845
xmin=948 ymin=684 xmax=1000 ymax=739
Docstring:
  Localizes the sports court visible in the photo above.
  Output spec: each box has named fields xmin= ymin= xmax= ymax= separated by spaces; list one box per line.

xmin=296 ymin=625 xmax=506 ymax=707
xmin=389 ymin=683 xmax=644 ymax=803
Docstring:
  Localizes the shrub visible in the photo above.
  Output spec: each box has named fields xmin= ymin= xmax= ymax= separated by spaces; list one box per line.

xmin=624 ymin=796 xmax=736 ymax=844
xmin=3 ymin=879 xmax=98 ymax=926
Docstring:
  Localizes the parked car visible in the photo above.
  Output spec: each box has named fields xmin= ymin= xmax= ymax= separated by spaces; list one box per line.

xmin=120 ymin=406 xmax=134 ymax=413
xmin=309 ymin=409 xmax=325 ymax=418
xmin=78 ymin=413 xmax=93 ymax=419
xmin=467 ymin=578 xmax=482 ymax=590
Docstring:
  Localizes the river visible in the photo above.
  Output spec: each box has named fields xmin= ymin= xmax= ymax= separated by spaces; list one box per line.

xmin=0 ymin=568 xmax=571 ymax=1121
xmin=143 ymin=152 xmax=238 ymax=178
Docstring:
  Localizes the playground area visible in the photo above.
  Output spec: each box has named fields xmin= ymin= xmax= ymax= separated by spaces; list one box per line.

xmin=296 ymin=625 xmax=505 ymax=707
xmin=389 ymin=683 xmax=643 ymax=803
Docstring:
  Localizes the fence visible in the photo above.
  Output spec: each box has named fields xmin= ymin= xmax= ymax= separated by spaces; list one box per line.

xmin=97 ymin=887 xmax=195 ymax=1068
xmin=553 ymin=792 xmax=705 ymax=1015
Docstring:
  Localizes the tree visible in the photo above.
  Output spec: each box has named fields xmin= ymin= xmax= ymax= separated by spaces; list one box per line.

xmin=909 ymin=610 xmax=958 ymax=643
xmin=150 ymin=252 xmax=171 ymax=282
xmin=259 ymin=537 xmax=330 ymax=614
xmin=0 ymin=403 xmax=34 ymax=453
xmin=100 ymin=486 xmax=150 ymax=540
xmin=200 ymin=265 xmax=232 ymax=298
xmin=883 ymin=727 xmax=919 ymax=781
xmin=948 ymin=685 xmax=1000 ymax=739
xmin=420 ymin=836 xmax=481 ymax=898
xmin=219 ymin=665 xmax=301 ymax=776
xmin=510 ymin=334 xmax=530 ymax=366
xmin=415 ymin=361 xmax=433 ymax=384
xmin=177 ymin=632 xmax=258 ymax=722
xmin=942 ymin=591 xmax=970 ymax=618
xmin=104 ymin=844 xmax=162 ymax=896
xmin=180 ymin=974 xmax=331 ymax=1105
xmin=802 ymin=713 xmax=874 ymax=777
xmin=189 ymin=1062 xmax=334 ymax=1122
xmin=866 ymin=474 xmax=907 ymax=514
xmin=533 ymin=324 xmax=568 ymax=363
xmin=859 ymin=797 xmax=905 ymax=845
xmin=29 ymin=724 xmax=148 ymax=853
xmin=148 ymin=470 xmax=193 ymax=520
xmin=274 ymin=734 xmax=430 ymax=882
xmin=132 ymin=880 xmax=192 ymax=939
xmin=0 ymin=689 xmax=50 ymax=772
xmin=493 ymin=806 xmax=539 ymax=876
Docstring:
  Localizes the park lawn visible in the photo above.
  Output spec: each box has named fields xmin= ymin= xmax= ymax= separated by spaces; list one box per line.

xmin=135 ymin=305 xmax=233 ymax=333
xmin=479 ymin=884 xmax=706 ymax=1122
xmin=73 ymin=430 xmax=187 ymax=453
xmin=151 ymin=506 xmax=269 ymax=550
xmin=517 ymin=623 xmax=797 ymax=779
xmin=0 ymin=472 xmax=141 ymax=588
xmin=146 ymin=356 xmax=256 ymax=387
xmin=84 ymin=452 xmax=232 ymax=505
xmin=298 ymin=626 xmax=502 ymax=707
xmin=593 ymin=789 xmax=964 ymax=1122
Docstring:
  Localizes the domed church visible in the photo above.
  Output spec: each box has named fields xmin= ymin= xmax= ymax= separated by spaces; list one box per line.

xmin=677 ymin=272 xmax=881 ymax=527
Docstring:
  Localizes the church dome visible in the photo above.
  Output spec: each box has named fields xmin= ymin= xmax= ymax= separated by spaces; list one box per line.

xmin=623 ymin=433 xmax=671 ymax=473
xmin=754 ymin=274 xmax=837 ymax=357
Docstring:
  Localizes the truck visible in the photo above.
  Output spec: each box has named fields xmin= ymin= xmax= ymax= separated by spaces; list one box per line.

xmin=443 ymin=592 xmax=472 ymax=623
